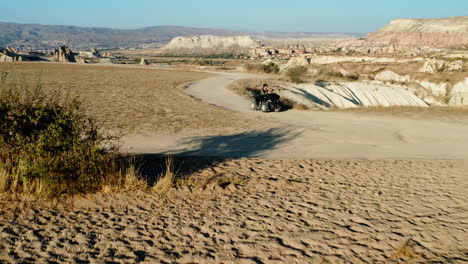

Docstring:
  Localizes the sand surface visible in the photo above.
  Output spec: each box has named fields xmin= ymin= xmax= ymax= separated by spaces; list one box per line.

xmin=1 ymin=158 xmax=467 ymax=263
xmin=123 ymin=71 xmax=468 ymax=160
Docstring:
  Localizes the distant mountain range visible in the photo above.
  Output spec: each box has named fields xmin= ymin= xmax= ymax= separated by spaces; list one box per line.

xmin=0 ymin=22 xmax=246 ymax=50
xmin=0 ymin=22 xmax=362 ymax=50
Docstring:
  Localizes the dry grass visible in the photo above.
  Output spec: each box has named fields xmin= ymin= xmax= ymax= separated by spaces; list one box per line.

xmin=0 ymin=63 xmax=256 ymax=134
xmin=391 ymin=240 xmax=423 ymax=260
xmin=100 ymin=164 xmax=148 ymax=194
xmin=152 ymin=156 xmax=176 ymax=193
xmin=0 ymin=160 xmax=44 ymax=195
xmin=0 ymin=157 xmax=148 ymax=196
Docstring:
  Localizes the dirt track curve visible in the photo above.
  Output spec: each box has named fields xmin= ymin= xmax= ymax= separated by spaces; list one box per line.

xmin=124 ymin=71 xmax=468 ymax=160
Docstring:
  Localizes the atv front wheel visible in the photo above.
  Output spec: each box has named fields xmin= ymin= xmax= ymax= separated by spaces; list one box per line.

xmin=274 ymin=105 xmax=282 ymax=112
xmin=261 ymin=103 xmax=270 ymax=112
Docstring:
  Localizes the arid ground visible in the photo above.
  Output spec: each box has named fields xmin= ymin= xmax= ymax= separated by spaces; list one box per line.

xmin=1 ymin=63 xmax=467 ymax=263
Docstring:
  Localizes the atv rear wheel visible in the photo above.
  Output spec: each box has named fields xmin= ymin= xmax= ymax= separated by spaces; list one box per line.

xmin=261 ymin=102 xmax=270 ymax=112
xmin=250 ymin=98 xmax=257 ymax=110
xmin=274 ymin=105 xmax=282 ymax=112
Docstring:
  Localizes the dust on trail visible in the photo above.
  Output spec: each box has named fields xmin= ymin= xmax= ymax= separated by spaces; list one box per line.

xmin=1 ymin=159 xmax=467 ymax=263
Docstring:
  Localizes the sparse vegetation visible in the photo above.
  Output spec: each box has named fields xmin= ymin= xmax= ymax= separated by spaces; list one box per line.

xmin=0 ymin=63 xmax=262 ymax=197
xmin=245 ymin=62 xmax=279 ymax=74
xmin=194 ymin=59 xmax=226 ymax=66
xmin=285 ymin=66 xmax=308 ymax=83
xmin=0 ymin=71 xmax=124 ymax=196
xmin=152 ymin=156 xmax=176 ymax=193
xmin=158 ymin=52 xmax=249 ymax=59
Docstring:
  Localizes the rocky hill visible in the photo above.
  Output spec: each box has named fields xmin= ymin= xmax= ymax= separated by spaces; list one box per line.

xmin=0 ymin=22 xmax=244 ymax=49
xmin=337 ymin=16 xmax=468 ymax=49
xmin=158 ymin=35 xmax=258 ymax=54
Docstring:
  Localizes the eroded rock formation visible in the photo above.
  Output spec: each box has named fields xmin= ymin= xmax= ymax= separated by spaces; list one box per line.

xmin=449 ymin=78 xmax=468 ymax=105
xmin=330 ymin=16 xmax=468 ymax=53
xmin=0 ymin=46 xmax=21 ymax=62
xmin=374 ymin=70 xmax=410 ymax=83
xmin=278 ymin=82 xmax=428 ymax=109
xmin=140 ymin=58 xmax=148 ymax=65
xmin=159 ymin=35 xmax=258 ymax=54
xmin=419 ymin=59 xmax=463 ymax=73
xmin=54 ymin=46 xmax=75 ymax=62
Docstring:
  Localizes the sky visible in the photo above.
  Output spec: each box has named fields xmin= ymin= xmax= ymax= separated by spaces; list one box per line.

xmin=1 ymin=0 xmax=467 ymax=33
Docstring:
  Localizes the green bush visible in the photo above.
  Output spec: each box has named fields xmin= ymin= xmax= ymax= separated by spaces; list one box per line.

xmin=286 ymin=66 xmax=308 ymax=83
xmin=245 ymin=62 xmax=279 ymax=74
xmin=262 ymin=62 xmax=280 ymax=74
xmin=194 ymin=59 xmax=226 ymax=66
xmin=0 ymin=71 xmax=117 ymax=195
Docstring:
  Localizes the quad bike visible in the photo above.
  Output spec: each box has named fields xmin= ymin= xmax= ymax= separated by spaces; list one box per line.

xmin=250 ymin=93 xmax=282 ymax=112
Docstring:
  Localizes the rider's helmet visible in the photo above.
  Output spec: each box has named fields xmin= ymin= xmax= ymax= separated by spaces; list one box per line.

xmin=262 ymin=83 xmax=269 ymax=94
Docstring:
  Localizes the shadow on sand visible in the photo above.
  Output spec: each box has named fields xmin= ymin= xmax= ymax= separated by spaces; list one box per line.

xmin=131 ymin=127 xmax=302 ymax=185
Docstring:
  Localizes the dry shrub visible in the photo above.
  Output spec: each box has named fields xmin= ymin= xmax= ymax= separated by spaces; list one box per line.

xmin=152 ymin=156 xmax=176 ymax=193
xmin=391 ymin=239 xmax=423 ymax=260
xmin=317 ymin=68 xmax=343 ymax=78
xmin=281 ymin=98 xmax=309 ymax=110
xmin=0 ymin=71 xmax=132 ymax=196
xmin=285 ymin=66 xmax=308 ymax=83
xmin=100 ymin=163 xmax=148 ymax=194
xmin=245 ymin=62 xmax=279 ymax=74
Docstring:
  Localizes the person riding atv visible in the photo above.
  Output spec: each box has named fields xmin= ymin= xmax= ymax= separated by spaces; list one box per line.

xmin=261 ymin=83 xmax=271 ymax=95
xmin=250 ymin=83 xmax=282 ymax=112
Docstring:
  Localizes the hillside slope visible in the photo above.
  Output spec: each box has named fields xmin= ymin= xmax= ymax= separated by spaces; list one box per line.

xmin=0 ymin=22 xmax=244 ymax=49
xmin=338 ymin=16 xmax=468 ymax=48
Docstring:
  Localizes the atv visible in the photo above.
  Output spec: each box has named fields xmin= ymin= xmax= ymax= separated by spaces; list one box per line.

xmin=250 ymin=93 xmax=282 ymax=112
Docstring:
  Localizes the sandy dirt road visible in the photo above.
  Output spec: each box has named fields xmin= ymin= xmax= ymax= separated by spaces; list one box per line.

xmin=124 ymin=71 xmax=468 ymax=160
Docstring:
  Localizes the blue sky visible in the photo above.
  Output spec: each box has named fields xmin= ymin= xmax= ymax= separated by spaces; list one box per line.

xmin=1 ymin=0 xmax=467 ymax=32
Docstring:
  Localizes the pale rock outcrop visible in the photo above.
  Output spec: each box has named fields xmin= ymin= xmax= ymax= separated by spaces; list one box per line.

xmin=419 ymin=60 xmax=445 ymax=73
xmin=419 ymin=59 xmax=463 ymax=73
xmin=374 ymin=70 xmax=410 ymax=83
xmin=159 ymin=35 xmax=257 ymax=54
xmin=281 ymin=55 xmax=310 ymax=69
xmin=277 ymin=82 xmax=427 ymax=109
xmin=140 ymin=58 xmax=148 ymax=65
xmin=78 ymin=48 xmax=101 ymax=59
xmin=422 ymin=96 xmax=444 ymax=106
xmin=2 ymin=46 xmax=18 ymax=56
xmin=0 ymin=46 xmax=19 ymax=62
xmin=77 ymin=57 xmax=86 ymax=64
xmin=0 ymin=53 xmax=13 ymax=62
xmin=54 ymin=46 xmax=75 ymax=62
xmin=336 ymin=68 xmax=360 ymax=79
xmin=416 ymin=80 xmax=448 ymax=96
xmin=449 ymin=78 xmax=468 ymax=105
xmin=446 ymin=60 xmax=463 ymax=71
xmin=102 ymin=52 xmax=113 ymax=57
